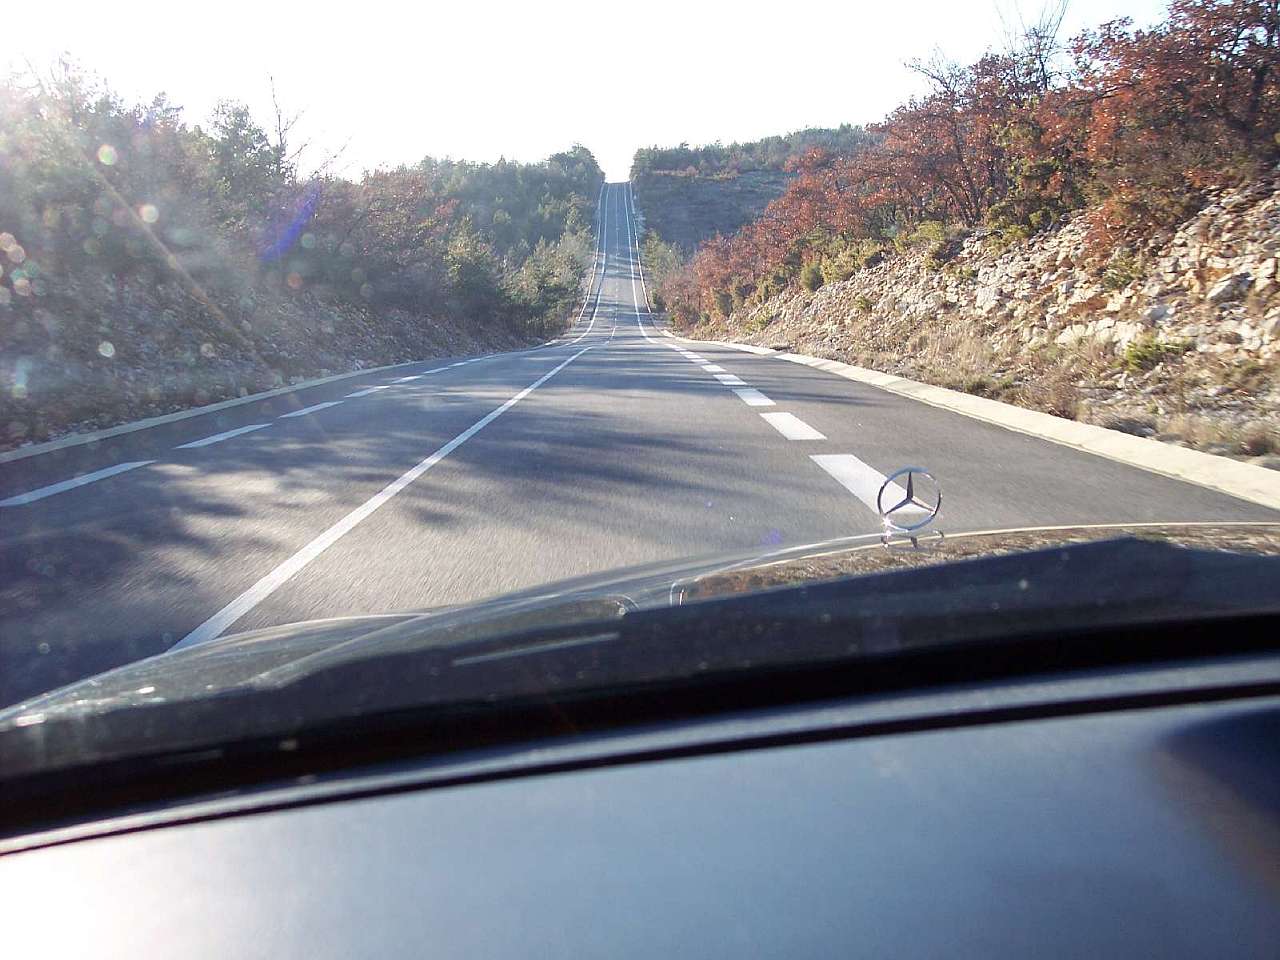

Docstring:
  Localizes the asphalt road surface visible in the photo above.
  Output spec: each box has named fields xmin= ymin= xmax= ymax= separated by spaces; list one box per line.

xmin=2 ymin=183 xmax=1277 ymax=706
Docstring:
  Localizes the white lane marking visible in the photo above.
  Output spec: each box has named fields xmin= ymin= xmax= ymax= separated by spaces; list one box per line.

xmin=701 ymin=364 xmax=726 ymax=373
xmin=278 ymin=400 xmax=344 ymax=419
xmin=619 ymin=185 xmax=660 ymax=343
xmin=761 ymin=412 xmax=826 ymax=441
xmin=627 ymin=182 xmax=652 ymax=310
xmin=564 ymin=182 xmax=611 ymax=346
xmin=733 ymin=388 xmax=775 ymax=407
xmin=810 ymin=454 xmax=926 ymax=516
xmin=715 ymin=373 xmax=747 ymax=386
xmin=453 ymin=631 xmax=616 ymax=666
xmin=176 ymin=423 xmax=271 ymax=449
xmin=346 ymin=385 xmax=389 ymax=398
xmin=0 ymin=460 xmax=155 ymax=507
xmin=394 ymin=375 xmax=422 ymax=382
xmin=172 ymin=347 xmax=594 ymax=650
xmin=685 ymin=355 xmax=707 ymax=362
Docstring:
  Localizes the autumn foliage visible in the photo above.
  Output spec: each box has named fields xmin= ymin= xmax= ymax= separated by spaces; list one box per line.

xmin=657 ymin=0 xmax=1280 ymax=325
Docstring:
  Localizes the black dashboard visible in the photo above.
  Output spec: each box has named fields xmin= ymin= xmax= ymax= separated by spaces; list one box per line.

xmin=4 ymin=653 xmax=1279 ymax=958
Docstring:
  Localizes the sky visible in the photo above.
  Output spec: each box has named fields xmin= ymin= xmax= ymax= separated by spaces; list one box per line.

xmin=2 ymin=0 xmax=1168 ymax=181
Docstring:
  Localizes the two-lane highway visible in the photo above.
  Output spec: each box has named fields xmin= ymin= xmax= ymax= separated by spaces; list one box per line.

xmin=2 ymin=183 xmax=1277 ymax=706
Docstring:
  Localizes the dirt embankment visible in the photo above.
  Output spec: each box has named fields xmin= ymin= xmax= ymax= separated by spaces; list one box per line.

xmin=687 ymin=177 xmax=1280 ymax=466
xmin=1 ymin=280 xmax=542 ymax=453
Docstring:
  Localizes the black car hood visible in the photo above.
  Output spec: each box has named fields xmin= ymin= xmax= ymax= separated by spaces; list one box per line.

xmin=3 ymin=521 xmax=1279 ymax=730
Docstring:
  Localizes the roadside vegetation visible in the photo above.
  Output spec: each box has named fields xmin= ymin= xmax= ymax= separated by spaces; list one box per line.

xmin=630 ymin=127 xmax=874 ymax=252
xmin=654 ymin=0 xmax=1279 ymax=323
xmin=642 ymin=0 xmax=1280 ymax=461
xmin=0 ymin=65 xmax=602 ymax=447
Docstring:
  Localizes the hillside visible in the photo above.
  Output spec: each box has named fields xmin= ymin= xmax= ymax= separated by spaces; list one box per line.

xmin=0 ymin=70 xmax=602 ymax=451
xmin=683 ymin=176 xmax=1280 ymax=464
xmin=630 ymin=126 xmax=871 ymax=252
xmin=650 ymin=0 xmax=1280 ymax=463
xmin=630 ymin=169 xmax=793 ymax=253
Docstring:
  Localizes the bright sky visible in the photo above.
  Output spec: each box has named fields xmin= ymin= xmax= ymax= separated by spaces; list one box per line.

xmin=4 ymin=0 xmax=1167 ymax=181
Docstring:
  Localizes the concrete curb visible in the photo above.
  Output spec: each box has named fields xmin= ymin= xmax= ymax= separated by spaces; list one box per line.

xmin=0 ymin=358 xmax=436 ymax=466
xmin=659 ymin=327 xmax=1280 ymax=512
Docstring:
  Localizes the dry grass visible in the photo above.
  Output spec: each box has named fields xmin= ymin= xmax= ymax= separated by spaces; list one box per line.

xmin=1157 ymin=413 xmax=1278 ymax=455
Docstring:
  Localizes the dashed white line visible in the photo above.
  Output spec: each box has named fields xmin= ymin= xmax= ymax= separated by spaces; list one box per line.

xmin=810 ymin=454 xmax=927 ymax=516
xmin=715 ymin=373 xmax=747 ymax=386
xmin=346 ymin=385 xmax=389 ymax=398
xmin=278 ymin=400 xmax=344 ymax=419
xmin=701 ymin=364 xmax=726 ymax=373
xmin=761 ymin=413 xmax=826 ymax=441
xmin=0 ymin=460 xmax=155 ymax=507
xmin=177 ymin=423 xmax=270 ymax=449
xmin=394 ymin=375 xmax=422 ymax=383
xmin=733 ymin=388 xmax=775 ymax=407
xmin=171 ymin=346 xmax=595 ymax=650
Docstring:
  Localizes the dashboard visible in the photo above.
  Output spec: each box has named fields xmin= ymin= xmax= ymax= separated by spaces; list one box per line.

xmin=4 ymin=654 xmax=1279 ymax=958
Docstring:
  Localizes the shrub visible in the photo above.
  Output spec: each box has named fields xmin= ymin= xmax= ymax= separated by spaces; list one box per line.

xmin=800 ymin=261 xmax=824 ymax=291
xmin=1102 ymin=249 xmax=1142 ymax=291
xmin=1122 ymin=335 xmax=1190 ymax=371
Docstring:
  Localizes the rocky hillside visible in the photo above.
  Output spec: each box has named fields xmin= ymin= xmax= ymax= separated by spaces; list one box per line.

xmin=687 ymin=177 xmax=1280 ymax=465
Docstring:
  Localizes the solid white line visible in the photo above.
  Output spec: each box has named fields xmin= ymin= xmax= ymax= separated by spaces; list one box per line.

xmin=346 ymin=385 xmax=389 ymax=398
xmin=627 ymin=182 xmax=652 ymax=310
xmin=176 ymin=423 xmax=270 ymax=449
xmin=564 ymin=183 xmax=610 ymax=346
xmin=715 ymin=373 xmax=747 ymax=386
xmin=171 ymin=346 xmax=594 ymax=650
xmin=701 ymin=364 xmax=726 ymax=373
xmin=733 ymin=388 xmax=775 ymax=407
xmin=619 ymin=184 xmax=659 ymax=343
xmin=0 ymin=460 xmax=155 ymax=507
xmin=278 ymin=400 xmax=344 ymax=419
xmin=761 ymin=412 xmax=826 ymax=441
xmin=810 ymin=454 xmax=925 ymax=516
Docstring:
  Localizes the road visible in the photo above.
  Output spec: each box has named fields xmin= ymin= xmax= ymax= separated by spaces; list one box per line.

xmin=2 ymin=182 xmax=1277 ymax=706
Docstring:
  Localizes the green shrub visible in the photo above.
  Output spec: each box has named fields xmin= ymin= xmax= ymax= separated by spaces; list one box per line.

xmin=1103 ymin=249 xmax=1142 ymax=291
xmin=800 ymin=261 xmax=824 ymax=291
xmin=1122 ymin=335 xmax=1190 ymax=371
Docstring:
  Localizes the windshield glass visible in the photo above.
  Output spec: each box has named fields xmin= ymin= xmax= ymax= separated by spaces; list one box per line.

xmin=1 ymin=1 xmax=1278 ymax=764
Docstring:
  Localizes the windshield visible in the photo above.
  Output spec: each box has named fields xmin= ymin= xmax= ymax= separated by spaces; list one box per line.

xmin=1 ymin=1 xmax=1278 ymax=762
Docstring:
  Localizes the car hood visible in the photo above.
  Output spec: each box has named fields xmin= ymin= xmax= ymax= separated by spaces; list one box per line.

xmin=3 ymin=521 xmax=1279 ymax=726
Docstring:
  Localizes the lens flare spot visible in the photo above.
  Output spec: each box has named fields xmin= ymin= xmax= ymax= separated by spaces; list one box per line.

xmin=12 ymin=276 xmax=31 ymax=296
xmin=359 ymin=283 xmax=373 ymax=299
xmin=97 ymin=144 xmax=118 ymax=165
xmin=138 ymin=204 xmax=159 ymax=224
xmin=98 ymin=340 xmax=115 ymax=358
xmin=286 ymin=272 xmax=303 ymax=290
xmin=200 ymin=342 xmax=215 ymax=357
xmin=300 ymin=232 xmax=316 ymax=249
xmin=0 ymin=233 xmax=15 ymax=252
xmin=6 ymin=245 xmax=26 ymax=264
